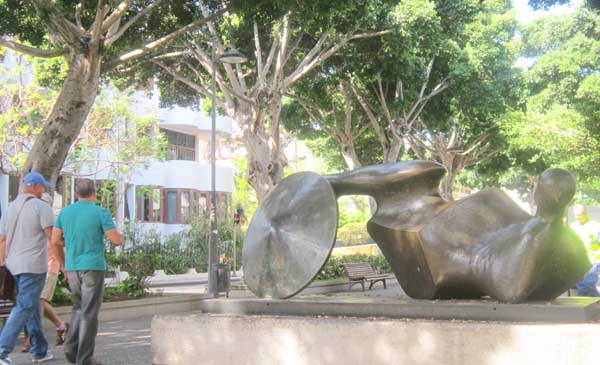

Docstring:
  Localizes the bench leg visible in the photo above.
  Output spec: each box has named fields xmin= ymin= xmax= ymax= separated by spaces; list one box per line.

xmin=361 ymin=280 xmax=365 ymax=292
xmin=368 ymin=279 xmax=387 ymax=290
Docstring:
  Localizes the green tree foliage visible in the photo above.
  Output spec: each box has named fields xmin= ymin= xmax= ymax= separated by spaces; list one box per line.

xmin=0 ymin=51 xmax=55 ymax=172
xmin=231 ymin=155 xmax=258 ymax=221
xmin=502 ymin=8 xmax=600 ymax=196
xmin=282 ymin=0 xmax=521 ymax=199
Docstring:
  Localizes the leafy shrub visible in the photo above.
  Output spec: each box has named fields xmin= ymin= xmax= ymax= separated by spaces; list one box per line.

xmin=105 ymin=217 xmax=243 ymax=284
xmin=336 ymin=222 xmax=373 ymax=246
xmin=51 ymin=272 xmax=72 ymax=306
xmin=104 ymin=277 xmax=146 ymax=298
xmin=316 ymin=253 xmax=391 ymax=281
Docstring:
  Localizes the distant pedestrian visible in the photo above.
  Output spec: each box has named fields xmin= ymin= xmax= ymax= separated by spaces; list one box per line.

xmin=52 ymin=179 xmax=122 ymax=365
xmin=40 ymin=247 xmax=68 ymax=345
xmin=0 ymin=172 xmax=55 ymax=364
xmin=571 ymin=204 xmax=600 ymax=296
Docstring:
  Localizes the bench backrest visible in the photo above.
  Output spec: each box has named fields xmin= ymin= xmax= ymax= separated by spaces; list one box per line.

xmin=342 ymin=263 xmax=376 ymax=279
xmin=0 ymin=299 xmax=14 ymax=316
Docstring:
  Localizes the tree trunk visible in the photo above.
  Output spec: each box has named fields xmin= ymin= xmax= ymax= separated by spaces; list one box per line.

xmin=440 ymin=171 xmax=456 ymax=201
xmin=267 ymin=95 xmax=287 ymax=188
xmin=341 ymin=144 xmax=362 ymax=170
xmin=383 ymin=134 xmax=404 ymax=164
xmin=22 ymin=52 xmax=102 ymax=187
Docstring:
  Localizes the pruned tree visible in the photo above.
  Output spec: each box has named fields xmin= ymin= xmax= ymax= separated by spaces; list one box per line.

xmin=350 ymin=56 xmax=449 ymax=164
xmin=153 ymin=2 xmax=390 ymax=200
xmin=0 ymin=0 xmax=228 ymax=186
xmin=286 ymin=82 xmax=369 ymax=170
xmin=409 ymin=126 xmax=496 ymax=200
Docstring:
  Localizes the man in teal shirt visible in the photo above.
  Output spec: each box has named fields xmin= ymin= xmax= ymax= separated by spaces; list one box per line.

xmin=52 ymin=179 xmax=122 ymax=365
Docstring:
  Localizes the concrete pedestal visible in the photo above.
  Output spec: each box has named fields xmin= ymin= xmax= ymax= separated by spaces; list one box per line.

xmin=152 ymin=313 xmax=600 ymax=365
xmin=152 ymin=297 xmax=600 ymax=365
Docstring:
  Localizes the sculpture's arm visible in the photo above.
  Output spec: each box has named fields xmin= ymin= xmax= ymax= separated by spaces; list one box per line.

xmin=324 ymin=161 xmax=446 ymax=197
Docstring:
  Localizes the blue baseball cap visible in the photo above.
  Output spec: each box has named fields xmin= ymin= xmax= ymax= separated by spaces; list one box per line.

xmin=23 ymin=172 xmax=51 ymax=190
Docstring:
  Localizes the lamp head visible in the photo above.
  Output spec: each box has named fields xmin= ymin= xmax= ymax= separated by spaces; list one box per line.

xmin=219 ymin=47 xmax=247 ymax=64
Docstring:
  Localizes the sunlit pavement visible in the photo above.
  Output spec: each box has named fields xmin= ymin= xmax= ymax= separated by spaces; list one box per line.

xmin=10 ymin=316 xmax=152 ymax=365
xmin=8 ymin=281 xmax=590 ymax=364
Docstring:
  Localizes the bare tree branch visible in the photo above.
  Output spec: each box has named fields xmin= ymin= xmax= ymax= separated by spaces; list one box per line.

xmin=30 ymin=0 xmax=88 ymax=44
xmin=75 ymin=2 xmax=84 ymax=29
xmin=102 ymin=0 xmax=134 ymax=33
xmin=376 ymin=76 xmax=395 ymax=130
xmin=419 ymin=56 xmax=436 ymax=98
xmin=153 ymin=51 xmax=190 ymax=60
xmin=106 ymin=0 xmax=165 ymax=47
xmin=90 ymin=0 xmax=109 ymax=48
xmin=102 ymin=6 xmax=229 ymax=71
xmin=152 ymin=60 xmax=222 ymax=106
xmin=272 ymin=12 xmax=291 ymax=89
xmin=350 ymin=80 xmax=388 ymax=149
xmin=284 ymin=30 xmax=391 ymax=88
xmin=254 ymin=21 xmax=264 ymax=83
xmin=281 ymin=32 xmax=303 ymax=70
xmin=0 ymin=37 xmax=67 ymax=58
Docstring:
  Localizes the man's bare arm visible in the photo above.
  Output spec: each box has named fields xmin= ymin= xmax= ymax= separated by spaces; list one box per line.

xmin=105 ymin=229 xmax=123 ymax=246
xmin=51 ymin=227 xmax=64 ymax=247
xmin=50 ymin=227 xmax=66 ymax=270
xmin=0 ymin=235 xmax=6 ymax=267
xmin=43 ymin=226 xmax=52 ymax=241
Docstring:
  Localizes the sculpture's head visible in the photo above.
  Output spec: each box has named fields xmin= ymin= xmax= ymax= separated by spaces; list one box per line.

xmin=534 ymin=168 xmax=576 ymax=218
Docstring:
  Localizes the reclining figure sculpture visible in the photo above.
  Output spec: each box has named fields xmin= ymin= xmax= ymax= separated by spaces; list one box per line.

xmin=242 ymin=160 xmax=591 ymax=303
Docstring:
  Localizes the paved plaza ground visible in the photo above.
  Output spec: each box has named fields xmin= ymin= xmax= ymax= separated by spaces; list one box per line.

xmin=8 ymin=282 xmax=404 ymax=364
xmin=10 ymin=315 xmax=152 ymax=365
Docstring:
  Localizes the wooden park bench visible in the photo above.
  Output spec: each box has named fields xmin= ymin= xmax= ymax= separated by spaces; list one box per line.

xmin=0 ymin=299 xmax=15 ymax=327
xmin=342 ymin=262 xmax=388 ymax=291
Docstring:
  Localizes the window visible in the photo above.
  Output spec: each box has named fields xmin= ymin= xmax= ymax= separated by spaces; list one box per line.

xmin=136 ymin=187 xmax=162 ymax=223
xmin=137 ymin=188 xmax=228 ymax=225
xmin=142 ymin=193 xmax=151 ymax=222
xmin=166 ymin=191 xmax=177 ymax=224
xmin=199 ymin=194 xmax=207 ymax=215
xmin=181 ymin=191 xmax=191 ymax=224
xmin=152 ymin=189 xmax=161 ymax=221
xmin=161 ymin=129 xmax=196 ymax=161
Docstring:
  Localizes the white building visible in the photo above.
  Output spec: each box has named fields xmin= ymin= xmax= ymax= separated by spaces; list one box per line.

xmin=0 ymin=75 xmax=235 ymax=238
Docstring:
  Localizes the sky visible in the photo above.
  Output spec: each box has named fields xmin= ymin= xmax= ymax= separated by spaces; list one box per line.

xmin=513 ymin=0 xmax=582 ymax=24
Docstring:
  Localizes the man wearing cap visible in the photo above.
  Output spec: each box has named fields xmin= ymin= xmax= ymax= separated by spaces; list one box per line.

xmin=0 ymin=172 xmax=55 ymax=364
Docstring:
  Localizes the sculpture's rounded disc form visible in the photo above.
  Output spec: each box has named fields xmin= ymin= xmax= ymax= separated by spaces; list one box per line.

xmin=243 ymin=172 xmax=338 ymax=299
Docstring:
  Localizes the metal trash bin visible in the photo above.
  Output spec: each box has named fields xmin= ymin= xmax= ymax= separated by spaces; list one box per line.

xmin=213 ymin=263 xmax=231 ymax=297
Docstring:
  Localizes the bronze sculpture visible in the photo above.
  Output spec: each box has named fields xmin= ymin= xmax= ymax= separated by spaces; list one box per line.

xmin=243 ymin=161 xmax=591 ymax=303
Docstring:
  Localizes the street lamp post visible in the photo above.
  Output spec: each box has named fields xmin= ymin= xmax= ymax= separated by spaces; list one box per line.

xmin=208 ymin=46 xmax=247 ymax=297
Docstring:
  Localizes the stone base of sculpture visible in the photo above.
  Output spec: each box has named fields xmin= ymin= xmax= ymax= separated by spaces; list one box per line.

xmin=152 ymin=295 xmax=600 ymax=365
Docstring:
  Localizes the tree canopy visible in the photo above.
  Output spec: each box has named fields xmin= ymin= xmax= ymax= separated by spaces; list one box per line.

xmin=501 ymin=7 xmax=600 ymax=199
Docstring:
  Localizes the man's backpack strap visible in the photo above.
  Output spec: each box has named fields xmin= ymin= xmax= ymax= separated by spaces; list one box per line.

xmin=6 ymin=196 xmax=36 ymax=255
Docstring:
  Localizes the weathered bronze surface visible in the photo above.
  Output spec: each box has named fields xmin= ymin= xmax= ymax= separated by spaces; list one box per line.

xmin=243 ymin=161 xmax=591 ymax=303
xmin=242 ymin=171 xmax=338 ymax=299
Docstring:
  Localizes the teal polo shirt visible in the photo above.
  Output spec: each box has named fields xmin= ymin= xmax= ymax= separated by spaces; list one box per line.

xmin=54 ymin=200 xmax=116 ymax=271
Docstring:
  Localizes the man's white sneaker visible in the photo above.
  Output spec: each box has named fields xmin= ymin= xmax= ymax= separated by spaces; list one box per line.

xmin=32 ymin=353 xmax=54 ymax=363
xmin=0 ymin=356 xmax=12 ymax=365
